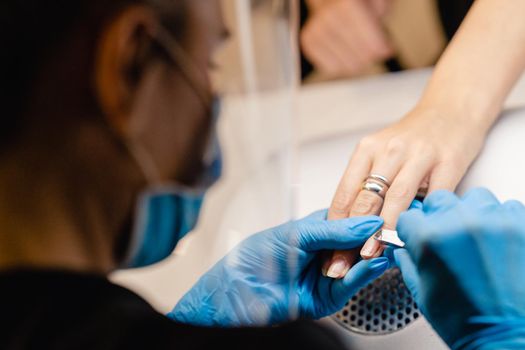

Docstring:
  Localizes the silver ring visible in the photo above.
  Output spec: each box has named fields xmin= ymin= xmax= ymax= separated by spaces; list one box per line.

xmin=362 ymin=181 xmax=387 ymax=199
xmin=367 ymin=174 xmax=391 ymax=187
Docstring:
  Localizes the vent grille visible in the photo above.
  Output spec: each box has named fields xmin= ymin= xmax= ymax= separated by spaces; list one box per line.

xmin=332 ymin=268 xmax=420 ymax=335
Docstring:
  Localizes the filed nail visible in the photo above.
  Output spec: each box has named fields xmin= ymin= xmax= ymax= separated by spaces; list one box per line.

xmin=360 ymin=238 xmax=380 ymax=259
xmin=326 ymin=258 xmax=349 ymax=279
xmin=321 ymin=261 xmax=330 ymax=277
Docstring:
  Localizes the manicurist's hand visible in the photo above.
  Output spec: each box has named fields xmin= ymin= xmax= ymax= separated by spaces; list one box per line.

xmin=168 ymin=210 xmax=389 ymax=327
xmin=395 ymin=189 xmax=525 ymax=349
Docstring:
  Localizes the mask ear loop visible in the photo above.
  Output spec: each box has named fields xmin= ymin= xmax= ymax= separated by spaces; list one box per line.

xmin=125 ymin=140 xmax=163 ymax=185
xmin=152 ymin=24 xmax=223 ymax=188
xmin=153 ymin=24 xmax=213 ymax=111
xmin=123 ymin=24 xmax=216 ymax=188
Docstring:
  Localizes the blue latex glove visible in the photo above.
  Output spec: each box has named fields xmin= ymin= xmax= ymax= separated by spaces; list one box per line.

xmin=168 ymin=210 xmax=389 ymax=327
xmin=382 ymin=199 xmax=424 ymax=313
xmin=394 ymin=188 xmax=525 ymax=350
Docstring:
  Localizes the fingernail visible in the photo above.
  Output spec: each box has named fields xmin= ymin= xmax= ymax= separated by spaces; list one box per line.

xmin=370 ymin=257 xmax=389 ymax=271
xmin=361 ymin=239 xmax=380 ymax=259
xmin=327 ymin=258 xmax=349 ymax=279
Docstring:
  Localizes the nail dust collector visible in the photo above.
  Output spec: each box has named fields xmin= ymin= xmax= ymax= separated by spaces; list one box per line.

xmin=319 ymin=269 xmax=448 ymax=349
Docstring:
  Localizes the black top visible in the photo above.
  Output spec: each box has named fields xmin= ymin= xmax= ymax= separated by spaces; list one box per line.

xmin=0 ymin=270 xmax=349 ymax=350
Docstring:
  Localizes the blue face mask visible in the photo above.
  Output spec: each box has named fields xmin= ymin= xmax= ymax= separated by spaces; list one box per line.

xmin=122 ymin=99 xmax=222 ymax=268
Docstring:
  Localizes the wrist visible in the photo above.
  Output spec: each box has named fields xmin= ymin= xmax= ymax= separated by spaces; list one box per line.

xmin=416 ymin=85 xmax=502 ymax=136
xmin=411 ymin=96 xmax=498 ymax=137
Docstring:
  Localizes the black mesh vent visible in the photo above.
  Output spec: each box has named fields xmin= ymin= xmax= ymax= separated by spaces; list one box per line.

xmin=332 ymin=268 xmax=420 ymax=335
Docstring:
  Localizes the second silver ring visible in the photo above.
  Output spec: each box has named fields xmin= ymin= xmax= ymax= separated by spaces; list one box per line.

xmin=367 ymin=173 xmax=391 ymax=187
xmin=361 ymin=180 xmax=388 ymax=199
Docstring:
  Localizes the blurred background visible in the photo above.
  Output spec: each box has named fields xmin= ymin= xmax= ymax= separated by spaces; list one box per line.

xmin=214 ymin=0 xmax=474 ymax=87
xmin=299 ymin=0 xmax=473 ymax=82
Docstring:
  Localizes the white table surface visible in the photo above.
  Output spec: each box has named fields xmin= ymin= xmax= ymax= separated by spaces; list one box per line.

xmin=112 ymin=67 xmax=525 ymax=342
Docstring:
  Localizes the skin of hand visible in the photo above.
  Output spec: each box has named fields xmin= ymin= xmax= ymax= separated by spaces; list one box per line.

xmin=321 ymin=105 xmax=487 ymax=278
xmin=324 ymin=0 xmax=525 ymax=279
xmin=301 ymin=0 xmax=394 ymax=77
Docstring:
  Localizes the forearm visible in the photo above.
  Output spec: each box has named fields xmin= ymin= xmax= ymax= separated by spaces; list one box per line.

xmin=419 ymin=0 xmax=525 ymax=133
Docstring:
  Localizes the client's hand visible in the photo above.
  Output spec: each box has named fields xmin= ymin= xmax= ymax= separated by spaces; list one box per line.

xmin=168 ymin=210 xmax=389 ymax=327
xmin=324 ymin=106 xmax=486 ymax=279
xmin=396 ymin=188 xmax=525 ymax=349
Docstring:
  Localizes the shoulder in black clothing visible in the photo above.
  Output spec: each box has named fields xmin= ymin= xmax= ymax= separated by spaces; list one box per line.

xmin=0 ymin=270 xmax=349 ymax=350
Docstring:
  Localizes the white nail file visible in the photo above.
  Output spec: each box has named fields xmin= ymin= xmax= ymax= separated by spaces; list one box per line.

xmin=373 ymin=229 xmax=405 ymax=248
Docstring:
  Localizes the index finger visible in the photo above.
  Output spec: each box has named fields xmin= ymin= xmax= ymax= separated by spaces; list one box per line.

xmin=380 ymin=157 xmax=433 ymax=230
xmin=328 ymin=148 xmax=372 ymax=220
xmin=295 ymin=216 xmax=383 ymax=251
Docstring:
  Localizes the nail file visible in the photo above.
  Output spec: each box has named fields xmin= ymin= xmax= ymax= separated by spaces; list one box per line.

xmin=373 ymin=229 xmax=405 ymax=248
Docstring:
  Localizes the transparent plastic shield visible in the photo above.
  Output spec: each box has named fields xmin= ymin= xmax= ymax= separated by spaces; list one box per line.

xmin=112 ymin=0 xmax=300 ymax=313
xmin=198 ymin=0 xmax=300 ymax=256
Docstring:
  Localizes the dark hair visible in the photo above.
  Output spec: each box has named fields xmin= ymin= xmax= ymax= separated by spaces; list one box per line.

xmin=0 ymin=0 xmax=185 ymax=150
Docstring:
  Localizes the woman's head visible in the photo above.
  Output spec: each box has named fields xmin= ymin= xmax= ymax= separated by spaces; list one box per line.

xmin=1 ymin=0 xmax=225 ymax=179
xmin=0 ymin=0 xmax=226 ymax=270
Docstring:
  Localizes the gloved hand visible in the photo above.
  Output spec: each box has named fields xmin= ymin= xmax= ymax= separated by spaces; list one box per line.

xmin=168 ymin=210 xmax=389 ymax=327
xmin=382 ymin=199 xmax=424 ymax=313
xmin=394 ymin=188 xmax=525 ymax=350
